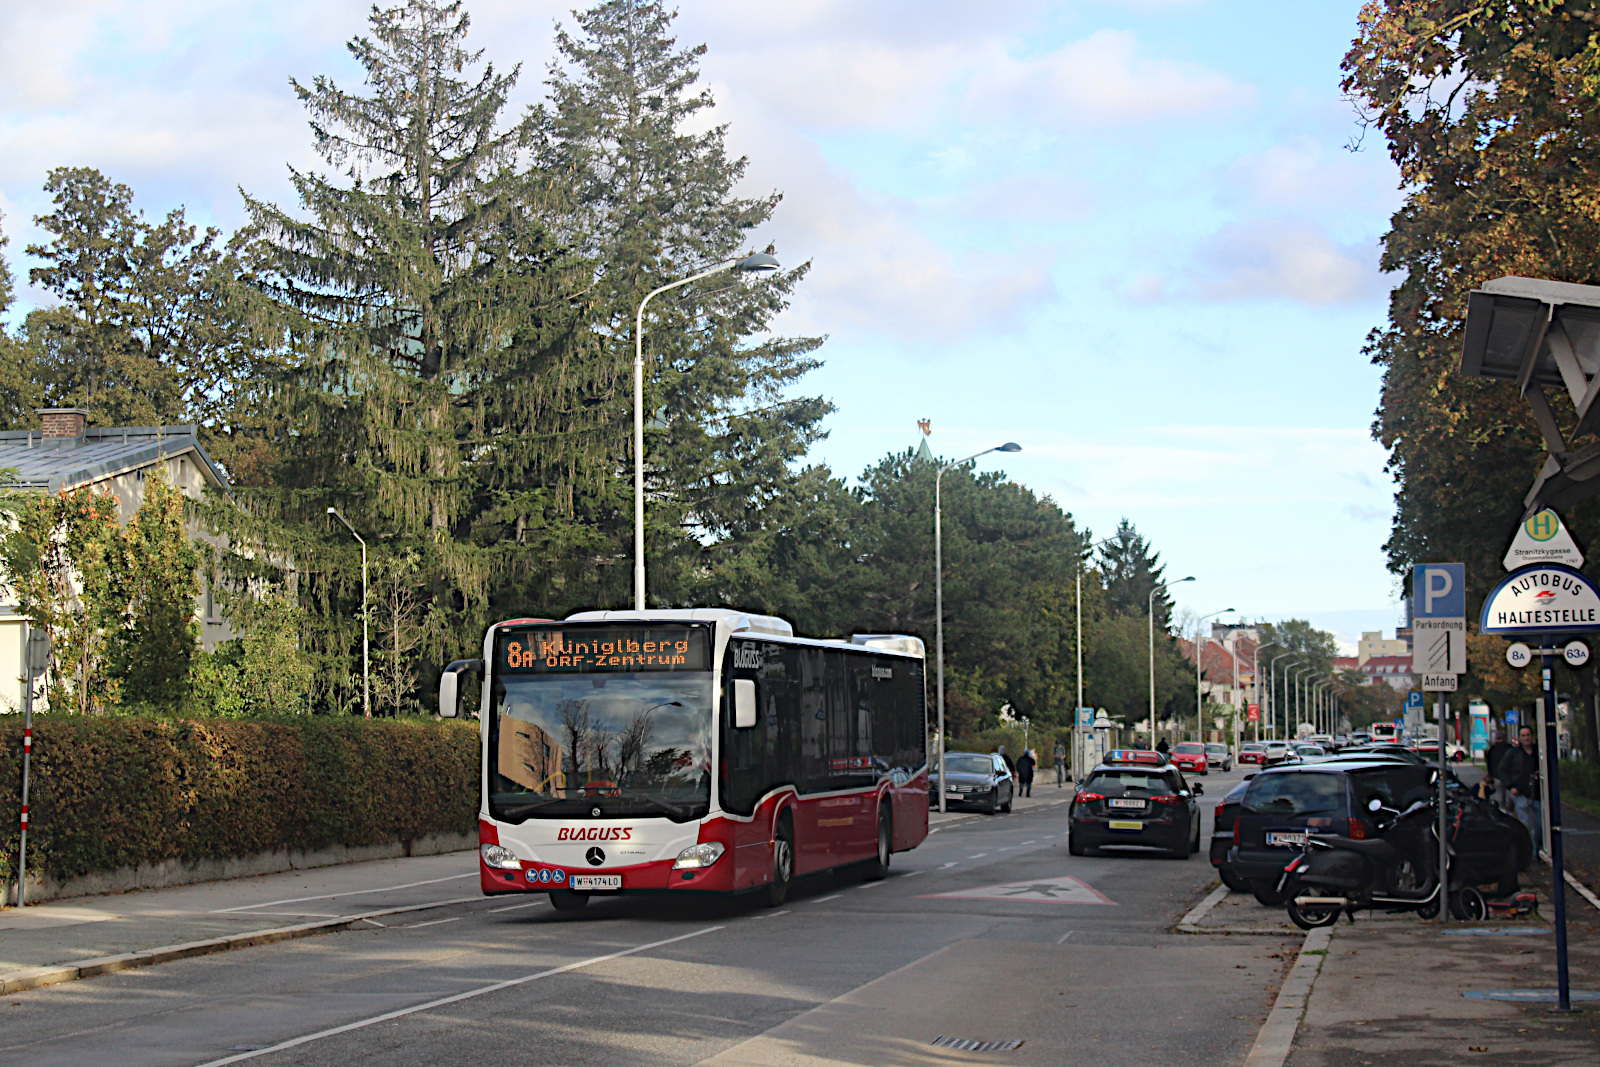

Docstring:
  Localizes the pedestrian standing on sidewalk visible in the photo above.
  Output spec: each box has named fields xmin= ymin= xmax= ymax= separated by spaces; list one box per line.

xmin=1485 ymin=727 xmax=1512 ymax=811
xmin=1054 ymin=739 xmax=1068 ymax=787
xmin=1155 ymin=737 xmax=1170 ymax=756
xmin=1501 ymin=725 xmax=1543 ymax=842
xmin=1016 ymin=748 xmax=1036 ymax=798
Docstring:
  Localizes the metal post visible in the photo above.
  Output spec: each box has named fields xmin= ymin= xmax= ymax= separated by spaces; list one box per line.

xmin=1542 ymin=655 xmax=1573 ymax=1011
xmin=15 ymin=625 xmax=33 ymax=909
xmin=935 ymin=469 xmax=946 ymax=814
xmin=1075 ymin=562 xmax=1083 ymax=785
xmin=1536 ymin=694 xmax=1554 ymax=862
xmin=1437 ymin=696 xmax=1449 ymax=925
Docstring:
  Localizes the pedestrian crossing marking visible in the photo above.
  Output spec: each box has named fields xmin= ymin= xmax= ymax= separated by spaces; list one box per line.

xmin=922 ymin=876 xmax=1115 ymax=905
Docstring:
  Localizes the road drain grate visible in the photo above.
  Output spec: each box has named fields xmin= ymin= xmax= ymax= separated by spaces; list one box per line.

xmin=931 ymin=1036 xmax=1024 ymax=1052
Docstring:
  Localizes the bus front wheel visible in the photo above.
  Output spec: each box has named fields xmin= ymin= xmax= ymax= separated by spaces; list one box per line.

xmin=863 ymin=804 xmax=892 ymax=881
xmin=764 ymin=818 xmax=795 ymax=907
xmin=549 ymin=890 xmax=589 ymax=913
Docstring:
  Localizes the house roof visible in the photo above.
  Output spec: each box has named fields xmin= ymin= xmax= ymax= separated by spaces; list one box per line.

xmin=0 ymin=425 xmax=229 ymax=493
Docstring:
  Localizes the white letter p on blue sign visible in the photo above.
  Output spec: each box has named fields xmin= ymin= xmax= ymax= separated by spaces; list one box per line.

xmin=1413 ymin=563 xmax=1465 ymax=619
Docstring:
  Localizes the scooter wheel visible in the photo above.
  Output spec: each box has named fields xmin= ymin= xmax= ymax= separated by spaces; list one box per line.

xmin=1451 ymin=886 xmax=1488 ymax=922
xmin=1287 ymin=896 xmax=1341 ymax=930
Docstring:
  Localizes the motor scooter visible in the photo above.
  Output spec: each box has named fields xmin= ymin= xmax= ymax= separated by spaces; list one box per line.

xmin=1274 ymin=797 xmax=1482 ymax=930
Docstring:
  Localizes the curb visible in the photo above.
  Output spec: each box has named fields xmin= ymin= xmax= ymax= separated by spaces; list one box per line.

xmin=1565 ymin=869 xmax=1600 ymax=913
xmin=0 ymin=895 xmax=480 ymax=996
xmin=1242 ymin=925 xmax=1332 ymax=1067
xmin=1176 ymin=883 xmax=1229 ymax=932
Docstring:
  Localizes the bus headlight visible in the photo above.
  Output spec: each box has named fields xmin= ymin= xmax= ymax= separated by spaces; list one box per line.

xmin=672 ymin=842 xmax=725 ymax=870
xmin=481 ymin=843 xmax=521 ymax=869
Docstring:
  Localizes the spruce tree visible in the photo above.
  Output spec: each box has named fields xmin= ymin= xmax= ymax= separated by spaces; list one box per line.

xmin=539 ymin=0 xmax=829 ymax=605
xmin=1098 ymin=518 xmax=1174 ymax=627
xmin=234 ymin=0 xmax=592 ymax=709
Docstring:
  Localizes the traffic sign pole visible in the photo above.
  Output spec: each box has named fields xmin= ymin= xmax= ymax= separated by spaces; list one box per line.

xmin=1542 ymin=654 xmax=1572 ymax=1012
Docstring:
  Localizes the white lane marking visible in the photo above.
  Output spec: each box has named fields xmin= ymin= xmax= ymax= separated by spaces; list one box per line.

xmin=967 ymin=853 xmax=988 ymax=859
xmin=901 ymin=870 xmax=926 ymax=878
xmin=212 ymin=872 xmax=476 ymax=913
xmin=810 ymin=894 xmax=843 ymax=904
xmin=220 ymin=911 xmax=341 ymax=918
xmin=755 ymin=909 xmax=792 ymax=919
xmin=360 ymin=918 xmax=386 ymax=928
xmin=191 ymin=925 xmax=723 ymax=1066
xmin=1020 ymin=840 xmax=1038 ymax=845
xmin=404 ymin=917 xmax=461 ymax=929
xmin=1057 ymin=930 xmax=1075 ymax=944
xmin=856 ymin=881 xmax=884 ymax=889
xmin=940 ymin=862 xmax=959 ymax=870
xmin=487 ymin=901 xmax=546 ymax=914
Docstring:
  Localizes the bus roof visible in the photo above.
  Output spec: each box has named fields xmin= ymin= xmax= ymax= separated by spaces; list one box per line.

xmin=524 ymin=609 xmax=926 ymax=659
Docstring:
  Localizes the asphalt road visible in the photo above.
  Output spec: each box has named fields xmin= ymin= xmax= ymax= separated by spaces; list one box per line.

xmin=2 ymin=768 xmax=1294 ymax=1067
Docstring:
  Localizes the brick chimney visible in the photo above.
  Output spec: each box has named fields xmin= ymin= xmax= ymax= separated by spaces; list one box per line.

xmin=38 ymin=408 xmax=89 ymax=438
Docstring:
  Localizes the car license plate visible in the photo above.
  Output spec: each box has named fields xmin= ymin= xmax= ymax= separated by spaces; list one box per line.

xmin=1108 ymin=820 xmax=1143 ymax=831
xmin=945 ymin=792 xmax=963 ymax=800
xmin=569 ymin=875 xmax=621 ymax=891
xmin=1109 ymin=799 xmax=1144 ymax=809
xmin=1266 ymin=832 xmax=1308 ymax=847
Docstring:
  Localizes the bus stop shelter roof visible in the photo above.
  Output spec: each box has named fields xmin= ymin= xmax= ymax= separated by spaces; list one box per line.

xmin=1460 ymin=276 xmax=1600 ymax=515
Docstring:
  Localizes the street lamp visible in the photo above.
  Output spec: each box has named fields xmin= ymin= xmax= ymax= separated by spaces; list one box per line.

xmin=935 ymin=441 xmax=1022 ymax=812
xmin=1194 ymin=609 xmax=1234 ymax=744
xmin=1267 ymin=650 xmax=1293 ymax=740
xmin=632 ymin=252 xmax=781 ymax=610
xmin=1148 ymin=576 xmax=1196 ymax=747
xmin=1287 ymin=663 xmax=1310 ymax=737
xmin=1255 ymin=641 xmax=1281 ymax=742
xmin=327 ymin=507 xmax=370 ymax=719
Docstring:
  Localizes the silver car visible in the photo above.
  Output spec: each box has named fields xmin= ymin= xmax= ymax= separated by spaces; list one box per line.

xmin=1204 ymin=743 xmax=1232 ymax=772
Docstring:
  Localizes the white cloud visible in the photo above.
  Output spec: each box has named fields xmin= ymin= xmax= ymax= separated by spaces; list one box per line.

xmin=968 ymin=29 xmax=1254 ymax=126
xmin=1193 ymin=218 xmax=1383 ymax=306
xmin=1221 ymin=139 xmax=1397 ymax=214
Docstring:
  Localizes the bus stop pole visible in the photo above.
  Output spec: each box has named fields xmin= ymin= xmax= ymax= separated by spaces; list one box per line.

xmin=1542 ymin=654 xmax=1572 ymax=1012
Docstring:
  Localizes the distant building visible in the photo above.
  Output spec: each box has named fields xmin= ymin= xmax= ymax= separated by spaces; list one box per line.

xmin=1179 ymin=631 xmax=1258 ymax=709
xmin=1357 ymin=630 xmax=1409 ymax=664
xmin=0 ymin=409 xmax=232 ymax=712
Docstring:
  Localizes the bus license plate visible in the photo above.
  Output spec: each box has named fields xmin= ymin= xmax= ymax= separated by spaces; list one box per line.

xmin=1108 ymin=820 xmax=1142 ymax=831
xmin=1267 ymin=832 xmax=1307 ymax=847
xmin=569 ymin=875 xmax=621 ymax=891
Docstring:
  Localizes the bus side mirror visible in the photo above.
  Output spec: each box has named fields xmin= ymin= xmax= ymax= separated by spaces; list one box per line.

xmin=439 ymin=659 xmax=483 ymax=718
xmin=733 ymin=679 xmax=757 ymax=728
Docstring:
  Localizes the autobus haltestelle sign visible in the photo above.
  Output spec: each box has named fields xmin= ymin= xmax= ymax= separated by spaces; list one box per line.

xmin=1479 ymin=563 xmax=1600 ymax=634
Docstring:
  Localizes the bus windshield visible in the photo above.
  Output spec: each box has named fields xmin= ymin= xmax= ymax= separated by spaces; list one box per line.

xmin=488 ymin=671 xmax=714 ymax=824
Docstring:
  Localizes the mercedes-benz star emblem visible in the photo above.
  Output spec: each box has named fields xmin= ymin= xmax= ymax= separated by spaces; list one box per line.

xmin=585 ymin=847 xmax=606 ymax=866
xmin=590 ymin=806 xmax=602 ymax=817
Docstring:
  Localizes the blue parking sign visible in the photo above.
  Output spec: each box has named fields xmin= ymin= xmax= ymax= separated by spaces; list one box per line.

xmin=1405 ymin=691 xmax=1424 ymax=713
xmin=1413 ymin=563 xmax=1466 ymax=618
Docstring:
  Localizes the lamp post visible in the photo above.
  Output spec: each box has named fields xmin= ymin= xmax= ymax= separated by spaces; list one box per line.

xmin=1194 ymin=609 xmax=1234 ymax=744
xmin=1314 ymin=680 xmax=1330 ymax=735
xmin=1268 ymin=652 xmax=1293 ymax=740
xmin=633 ymin=252 xmax=780 ymax=610
xmin=1287 ymin=664 xmax=1309 ymax=738
xmin=1148 ymin=576 xmax=1196 ymax=747
xmin=326 ymin=507 xmax=369 ymax=719
xmin=1255 ymin=641 xmax=1281 ymax=742
xmin=935 ymin=442 xmax=1022 ymax=812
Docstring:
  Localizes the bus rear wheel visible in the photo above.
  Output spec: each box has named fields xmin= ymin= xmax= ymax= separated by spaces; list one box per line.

xmin=549 ymin=890 xmax=589 ymax=913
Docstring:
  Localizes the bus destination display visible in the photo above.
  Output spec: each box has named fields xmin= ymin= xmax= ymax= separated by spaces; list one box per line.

xmin=499 ymin=626 xmax=711 ymax=673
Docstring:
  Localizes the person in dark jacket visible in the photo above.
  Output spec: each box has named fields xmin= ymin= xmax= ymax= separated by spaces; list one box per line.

xmin=1485 ymin=729 xmax=1513 ymax=811
xmin=1155 ymin=738 xmax=1170 ymax=756
xmin=1016 ymin=749 xmax=1036 ymax=797
xmin=996 ymin=744 xmax=1017 ymax=779
xmin=1499 ymin=725 xmax=1542 ymax=842
xmin=1054 ymin=739 xmax=1068 ymax=787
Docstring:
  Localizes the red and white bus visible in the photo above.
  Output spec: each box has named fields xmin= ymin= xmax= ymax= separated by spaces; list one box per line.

xmin=439 ymin=608 xmax=930 ymax=911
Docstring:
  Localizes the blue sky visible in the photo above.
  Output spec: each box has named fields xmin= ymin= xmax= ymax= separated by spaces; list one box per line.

xmin=0 ymin=0 xmax=1406 ymax=650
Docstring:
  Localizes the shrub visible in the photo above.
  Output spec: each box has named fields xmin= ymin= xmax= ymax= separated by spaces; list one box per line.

xmin=0 ymin=717 xmax=479 ymax=886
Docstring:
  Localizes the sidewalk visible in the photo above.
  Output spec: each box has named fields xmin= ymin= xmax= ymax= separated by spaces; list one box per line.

xmin=1285 ymin=866 xmax=1600 ymax=1067
xmin=0 ymin=848 xmax=479 ymax=993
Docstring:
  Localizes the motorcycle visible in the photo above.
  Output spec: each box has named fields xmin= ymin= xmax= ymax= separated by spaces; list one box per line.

xmin=1275 ymin=797 xmax=1488 ymax=930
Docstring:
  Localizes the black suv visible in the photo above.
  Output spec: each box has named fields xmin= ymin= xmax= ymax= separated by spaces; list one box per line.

xmin=1228 ymin=760 xmax=1531 ymax=903
xmin=1069 ymin=761 xmax=1202 ymax=857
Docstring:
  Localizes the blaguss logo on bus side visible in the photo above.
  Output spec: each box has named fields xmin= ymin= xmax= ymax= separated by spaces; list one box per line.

xmin=732 ymin=643 xmax=762 ymax=669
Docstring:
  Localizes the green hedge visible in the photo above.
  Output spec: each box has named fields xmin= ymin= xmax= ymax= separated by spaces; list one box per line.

xmin=0 ymin=717 xmax=480 ymax=886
